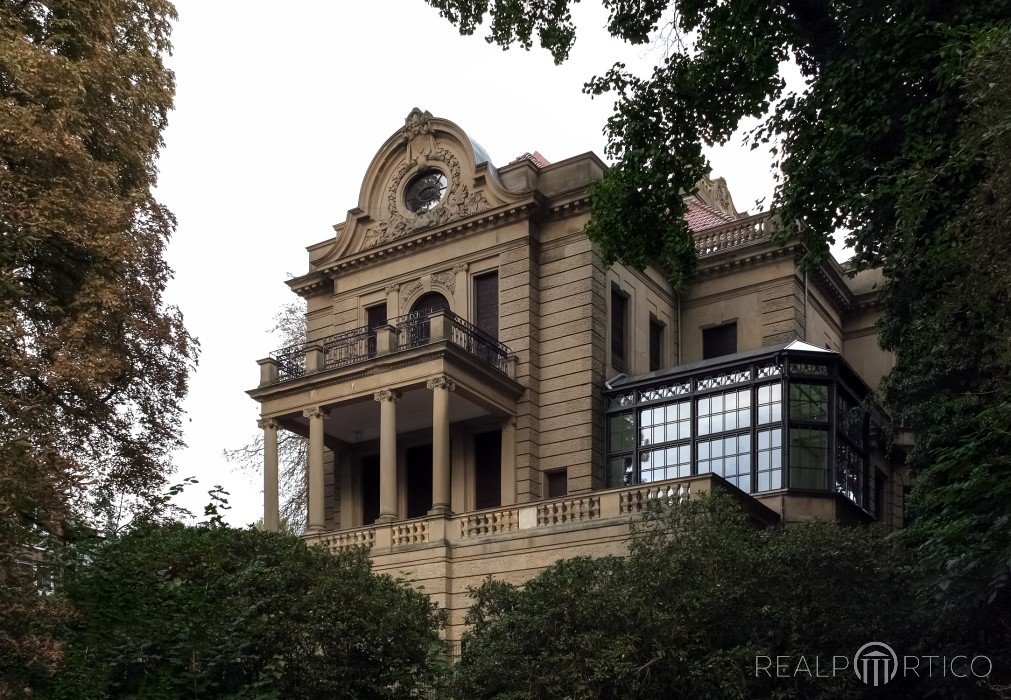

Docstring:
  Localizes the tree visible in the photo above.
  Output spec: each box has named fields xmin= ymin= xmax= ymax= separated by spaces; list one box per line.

xmin=43 ymin=523 xmax=446 ymax=698
xmin=0 ymin=0 xmax=196 ymax=691
xmin=225 ymin=300 xmax=308 ymax=531
xmin=452 ymin=493 xmax=989 ymax=699
xmin=425 ymin=0 xmax=1011 ymax=655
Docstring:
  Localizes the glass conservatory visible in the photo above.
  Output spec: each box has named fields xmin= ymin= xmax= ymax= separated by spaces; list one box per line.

xmin=604 ymin=340 xmax=882 ymax=512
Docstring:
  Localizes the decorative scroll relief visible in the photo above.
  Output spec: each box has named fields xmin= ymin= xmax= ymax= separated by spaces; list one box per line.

xmin=431 ymin=270 xmax=456 ymax=294
xmin=696 ymin=173 xmax=738 ymax=219
xmin=359 ymin=110 xmax=491 ymax=252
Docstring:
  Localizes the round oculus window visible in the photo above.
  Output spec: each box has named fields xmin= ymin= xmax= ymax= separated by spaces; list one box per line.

xmin=404 ymin=170 xmax=447 ymax=214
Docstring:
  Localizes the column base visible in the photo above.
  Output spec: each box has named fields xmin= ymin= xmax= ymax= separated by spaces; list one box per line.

xmin=427 ymin=505 xmax=452 ymax=516
xmin=304 ymin=524 xmax=324 ymax=535
xmin=375 ymin=514 xmax=397 ymax=524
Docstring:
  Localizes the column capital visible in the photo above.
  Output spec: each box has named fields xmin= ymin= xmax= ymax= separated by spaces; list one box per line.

xmin=302 ymin=405 xmax=330 ymax=420
xmin=426 ymin=375 xmax=456 ymax=392
xmin=373 ymin=389 xmax=402 ymax=403
xmin=385 ymin=282 xmax=400 ymax=294
xmin=257 ymin=417 xmax=279 ymax=430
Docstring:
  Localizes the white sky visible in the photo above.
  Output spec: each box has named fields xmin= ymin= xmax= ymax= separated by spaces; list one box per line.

xmin=158 ymin=1 xmax=806 ymax=526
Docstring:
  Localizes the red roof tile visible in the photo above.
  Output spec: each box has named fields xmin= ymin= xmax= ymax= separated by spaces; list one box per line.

xmin=685 ymin=198 xmax=733 ymax=232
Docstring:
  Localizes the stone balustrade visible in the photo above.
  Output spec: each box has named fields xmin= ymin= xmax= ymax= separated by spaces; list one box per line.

xmin=302 ymin=473 xmax=759 ymax=554
xmin=694 ymin=212 xmax=774 ymax=256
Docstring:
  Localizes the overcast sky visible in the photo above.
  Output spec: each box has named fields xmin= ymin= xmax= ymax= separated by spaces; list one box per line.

xmin=157 ymin=1 xmax=807 ymax=526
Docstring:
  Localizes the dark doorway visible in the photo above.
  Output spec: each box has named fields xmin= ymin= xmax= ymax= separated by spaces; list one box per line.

xmin=405 ymin=445 xmax=433 ymax=519
xmin=361 ymin=454 xmax=380 ymax=525
xmin=407 ymin=292 xmax=451 ymax=346
xmin=474 ymin=430 xmax=502 ymax=510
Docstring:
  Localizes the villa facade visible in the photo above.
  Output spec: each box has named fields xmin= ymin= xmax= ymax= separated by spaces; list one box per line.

xmin=247 ymin=109 xmax=906 ymax=646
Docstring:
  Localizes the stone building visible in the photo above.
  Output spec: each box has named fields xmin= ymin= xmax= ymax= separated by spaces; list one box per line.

xmin=247 ymin=109 xmax=906 ymax=646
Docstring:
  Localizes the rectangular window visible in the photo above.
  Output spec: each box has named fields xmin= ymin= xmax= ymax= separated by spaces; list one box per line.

xmin=649 ymin=318 xmax=664 ymax=372
xmin=611 ymin=288 xmax=627 ymax=372
xmin=640 ymin=444 xmax=691 ymax=482
xmin=757 ymin=382 xmax=783 ymax=425
xmin=473 ymin=271 xmax=499 ymax=341
xmin=789 ymin=382 xmax=829 ymax=422
xmin=474 ymin=430 xmax=502 ymax=510
xmin=835 ymin=442 xmax=863 ymax=505
xmin=702 ymin=322 xmax=737 ymax=360
xmin=789 ymin=428 xmax=829 ymax=490
xmin=546 ymin=469 xmax=568 ymax=498
xmin=756 ymin=428 xmax=783 ymax=491
xmin=698 ymin=433 xmax=752 ymax=491
xmin=639 ymin=400 xmax=690 ymax=447
xmin=696 ymin=388 xmax=751 ymax=436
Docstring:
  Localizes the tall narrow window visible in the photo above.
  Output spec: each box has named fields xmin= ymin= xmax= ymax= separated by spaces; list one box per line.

xmin=649 ymin=318 xmax=664 ymax=372
xmin=474 ymin=271 xmax=499 ymax=341
xmin=611 ymin=288 xmax=627 ymax=372
xmin=702 ymin=322 xmax=737 ymax=360
xmin=366 ymin=304 xmax=387 ymax=357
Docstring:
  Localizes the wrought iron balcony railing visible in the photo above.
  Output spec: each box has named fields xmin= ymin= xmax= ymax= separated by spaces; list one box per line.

xmin=268 ymin=309 xmax=510 ymax=383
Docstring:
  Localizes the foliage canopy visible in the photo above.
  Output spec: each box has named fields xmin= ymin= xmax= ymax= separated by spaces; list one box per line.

xmin=0 ymin=0 xmax=197 ymax=691
xmin=452 ymin=493 xmax=990 ymax=699
xmin=45 ymin=524 xmax=446 ymax=698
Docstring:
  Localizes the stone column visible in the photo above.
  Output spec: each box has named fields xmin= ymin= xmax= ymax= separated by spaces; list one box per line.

xmin=427 ymin=376 xmax=456 ymax=515
xmin=374 ymin=389 xmax=401 ymax=523
xmin=258 ymin=418 xmax=280 ymax=531
xmin=501 ymin=416 xmax=517 ymax=506
xmin=303 ymin=406 xmax=330 ymax=532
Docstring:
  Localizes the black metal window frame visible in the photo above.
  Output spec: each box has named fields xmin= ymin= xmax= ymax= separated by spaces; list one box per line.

xmin=604 ymin=348 xmax=876 ymax=513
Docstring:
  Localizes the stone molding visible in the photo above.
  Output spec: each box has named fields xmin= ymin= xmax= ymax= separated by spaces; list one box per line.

xmin=257 ymin=417 xmax=279 ymax=430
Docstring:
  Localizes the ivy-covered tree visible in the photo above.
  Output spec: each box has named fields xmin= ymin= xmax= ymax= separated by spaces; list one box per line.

xmin=0 ymin=0 xmax=197 ymax=692
xmin=425 ymin=0 xmax=1011 ymax=656
xmin=44 ymin=524 xmax=446 ymax=698
xmin=452 ymin=493 xmax=990 ymax=699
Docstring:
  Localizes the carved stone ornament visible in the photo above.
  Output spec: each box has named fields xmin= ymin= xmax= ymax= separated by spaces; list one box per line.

xmin=359 ymin=111 xmax=491 ymax=252
xmin=399 ymin=280 xmax=424 ymax=313
xmin=302 ymin=406 xmax=331 ymax=420
xmin=257 ymin=417 xmax=279 ymax=430
xmin=696 ymin=173 xmax=737 ymax=219
xmin=426 ymin=376 xmax=457 ymax=392
xmin=373 ymin=389 xmax=402 ymax=403
xmin=431 ymin=269 xmax=456 ymax=294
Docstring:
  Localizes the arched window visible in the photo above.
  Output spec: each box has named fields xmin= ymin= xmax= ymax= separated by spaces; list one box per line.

xmin=409 ymin=292 xmax=450 ymax=315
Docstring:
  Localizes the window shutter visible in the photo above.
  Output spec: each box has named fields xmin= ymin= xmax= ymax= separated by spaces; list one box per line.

xmin=474 ymin=272 xmax=499 ymax=340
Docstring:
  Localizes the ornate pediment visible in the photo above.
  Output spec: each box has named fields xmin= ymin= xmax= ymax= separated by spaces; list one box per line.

xmin=358 ymin=110 xmax=491 ymax=252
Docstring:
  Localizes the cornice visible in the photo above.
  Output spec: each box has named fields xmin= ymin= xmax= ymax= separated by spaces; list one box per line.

xmin=314 ymin=199 xmax=543 ymax=280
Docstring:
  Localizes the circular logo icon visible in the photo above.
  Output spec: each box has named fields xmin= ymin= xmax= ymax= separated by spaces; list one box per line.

xmin=853 ymin=642 xmax=899 ymax=686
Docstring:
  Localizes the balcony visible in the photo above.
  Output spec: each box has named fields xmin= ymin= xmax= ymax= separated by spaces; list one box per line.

xmin=259 ymin=308 xmax=512 ymax=387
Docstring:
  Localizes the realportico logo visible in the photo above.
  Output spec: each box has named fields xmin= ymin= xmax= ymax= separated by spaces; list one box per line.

xmin=853 ymin=642 xmax=899 ymax=686
xmin=755 ymin=641 xmax=992 ymax=686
